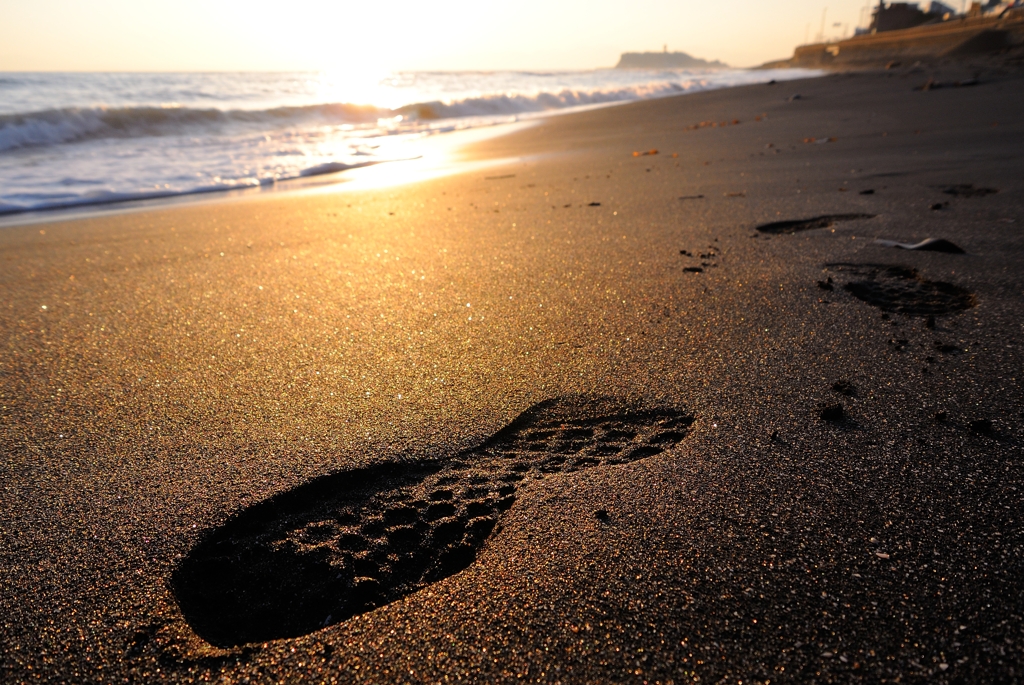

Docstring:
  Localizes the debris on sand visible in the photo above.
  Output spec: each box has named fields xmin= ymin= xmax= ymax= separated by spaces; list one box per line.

xmin=915 ymin=78 xmax=979 ymax=91
xmin=831 ymin=380 xmax=857 ymax=397
xmin=820 ymin=403 xmax=845 ymax=422
xmin=970 ymin=419 xmax=994 ymax=435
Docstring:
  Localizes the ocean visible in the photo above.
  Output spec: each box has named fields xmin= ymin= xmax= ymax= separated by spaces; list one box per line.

xmin=0 ymin=68 xmax=817 ymax=216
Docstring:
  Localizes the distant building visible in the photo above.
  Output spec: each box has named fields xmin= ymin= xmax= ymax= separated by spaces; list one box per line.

xmin=964 ymin=0 xmax=1012 ymax=16
xmin=925 ymin=0 xmax=956 ymax=15
xmin=981 ymin=0 xmax=1014 ymax=15
xmin=870 ymin=3 xmax=931 ymax=32
xmin=868 ymin=1 xmax=964 ymax=31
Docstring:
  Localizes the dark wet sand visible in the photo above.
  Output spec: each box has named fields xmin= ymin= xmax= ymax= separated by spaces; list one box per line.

xmin=2 ymin=66 xmax=1024 ymax=683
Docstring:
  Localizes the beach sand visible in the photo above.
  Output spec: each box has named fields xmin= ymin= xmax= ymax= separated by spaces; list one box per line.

xmin=2 ymin=65 xmax=1023 ymax=682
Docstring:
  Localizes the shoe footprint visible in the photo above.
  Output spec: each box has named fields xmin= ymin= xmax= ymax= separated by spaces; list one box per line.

xmin=171 ymin=396 xmax=692 ymax=647
xmin=824 ymin=263 xmax=975 ymax=316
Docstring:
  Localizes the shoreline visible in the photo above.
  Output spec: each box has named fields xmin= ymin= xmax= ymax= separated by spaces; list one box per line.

xmin=0 ymin=68 xmax=819 ymax=226
xmin=2 ymin=65 xmax=1023 ymax=683
xmin=0 ymin=122 xmax=530 ymax=229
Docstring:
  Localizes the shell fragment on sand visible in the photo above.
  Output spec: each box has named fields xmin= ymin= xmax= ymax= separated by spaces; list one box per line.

xmin=873 ymin=238 xmax=965 ymax=254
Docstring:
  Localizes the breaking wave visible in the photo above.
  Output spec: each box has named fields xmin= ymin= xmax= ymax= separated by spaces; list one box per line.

xmin=396 ymin=80 xmax=694 ymax=119
xmin=0 ymin=80 xmax=705 ymax=153
xmin=0 ymin=103 xmax=388 ymax=152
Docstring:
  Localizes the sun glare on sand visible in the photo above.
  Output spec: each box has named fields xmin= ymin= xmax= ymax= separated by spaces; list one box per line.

xmin=326 ymin=122 xmax=535 ymax=192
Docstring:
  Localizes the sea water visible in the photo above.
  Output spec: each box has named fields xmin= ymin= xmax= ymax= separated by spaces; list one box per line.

xmin=0 ymin=68 xmax=817 ymax=216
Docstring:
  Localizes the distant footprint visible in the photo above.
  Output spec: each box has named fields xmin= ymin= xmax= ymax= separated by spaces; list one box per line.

xmin=171 ymin=396 xmax=692 ymax=647
xmin=756 ymin=213 xmax=875 ymax=235
xmin=937 ymin=184 xmax=998 ymax=198
xmin=824 ymin=263 xmax=975 ymax=316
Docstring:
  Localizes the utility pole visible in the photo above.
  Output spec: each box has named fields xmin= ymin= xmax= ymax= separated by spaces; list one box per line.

xmin=818 ymin=8 xmax=828 ymax=42
xmin=871 ymin=0 xmax=884 ymax=32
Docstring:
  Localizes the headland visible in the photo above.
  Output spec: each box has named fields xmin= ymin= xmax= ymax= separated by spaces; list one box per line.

xmin=616 ymin=50 xmax=728 ymax=69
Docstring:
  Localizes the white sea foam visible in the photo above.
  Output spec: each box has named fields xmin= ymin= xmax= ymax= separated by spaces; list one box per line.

xmin=0 ymin=68 xmax=819 ymax=215
xmin=0 ymin=103 xmax=391 ymax=152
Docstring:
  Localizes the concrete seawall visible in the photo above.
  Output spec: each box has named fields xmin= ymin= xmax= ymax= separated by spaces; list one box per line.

xmin=764 ymin=10 xmax=1024 ymax=68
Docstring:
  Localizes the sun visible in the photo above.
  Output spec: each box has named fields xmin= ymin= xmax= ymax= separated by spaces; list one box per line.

xmin=311 ymin=69 xmax=400 ymax=110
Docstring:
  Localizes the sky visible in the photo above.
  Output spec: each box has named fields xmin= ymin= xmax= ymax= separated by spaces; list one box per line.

xmin=0 ymin=0 xmax=884 ymax=72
